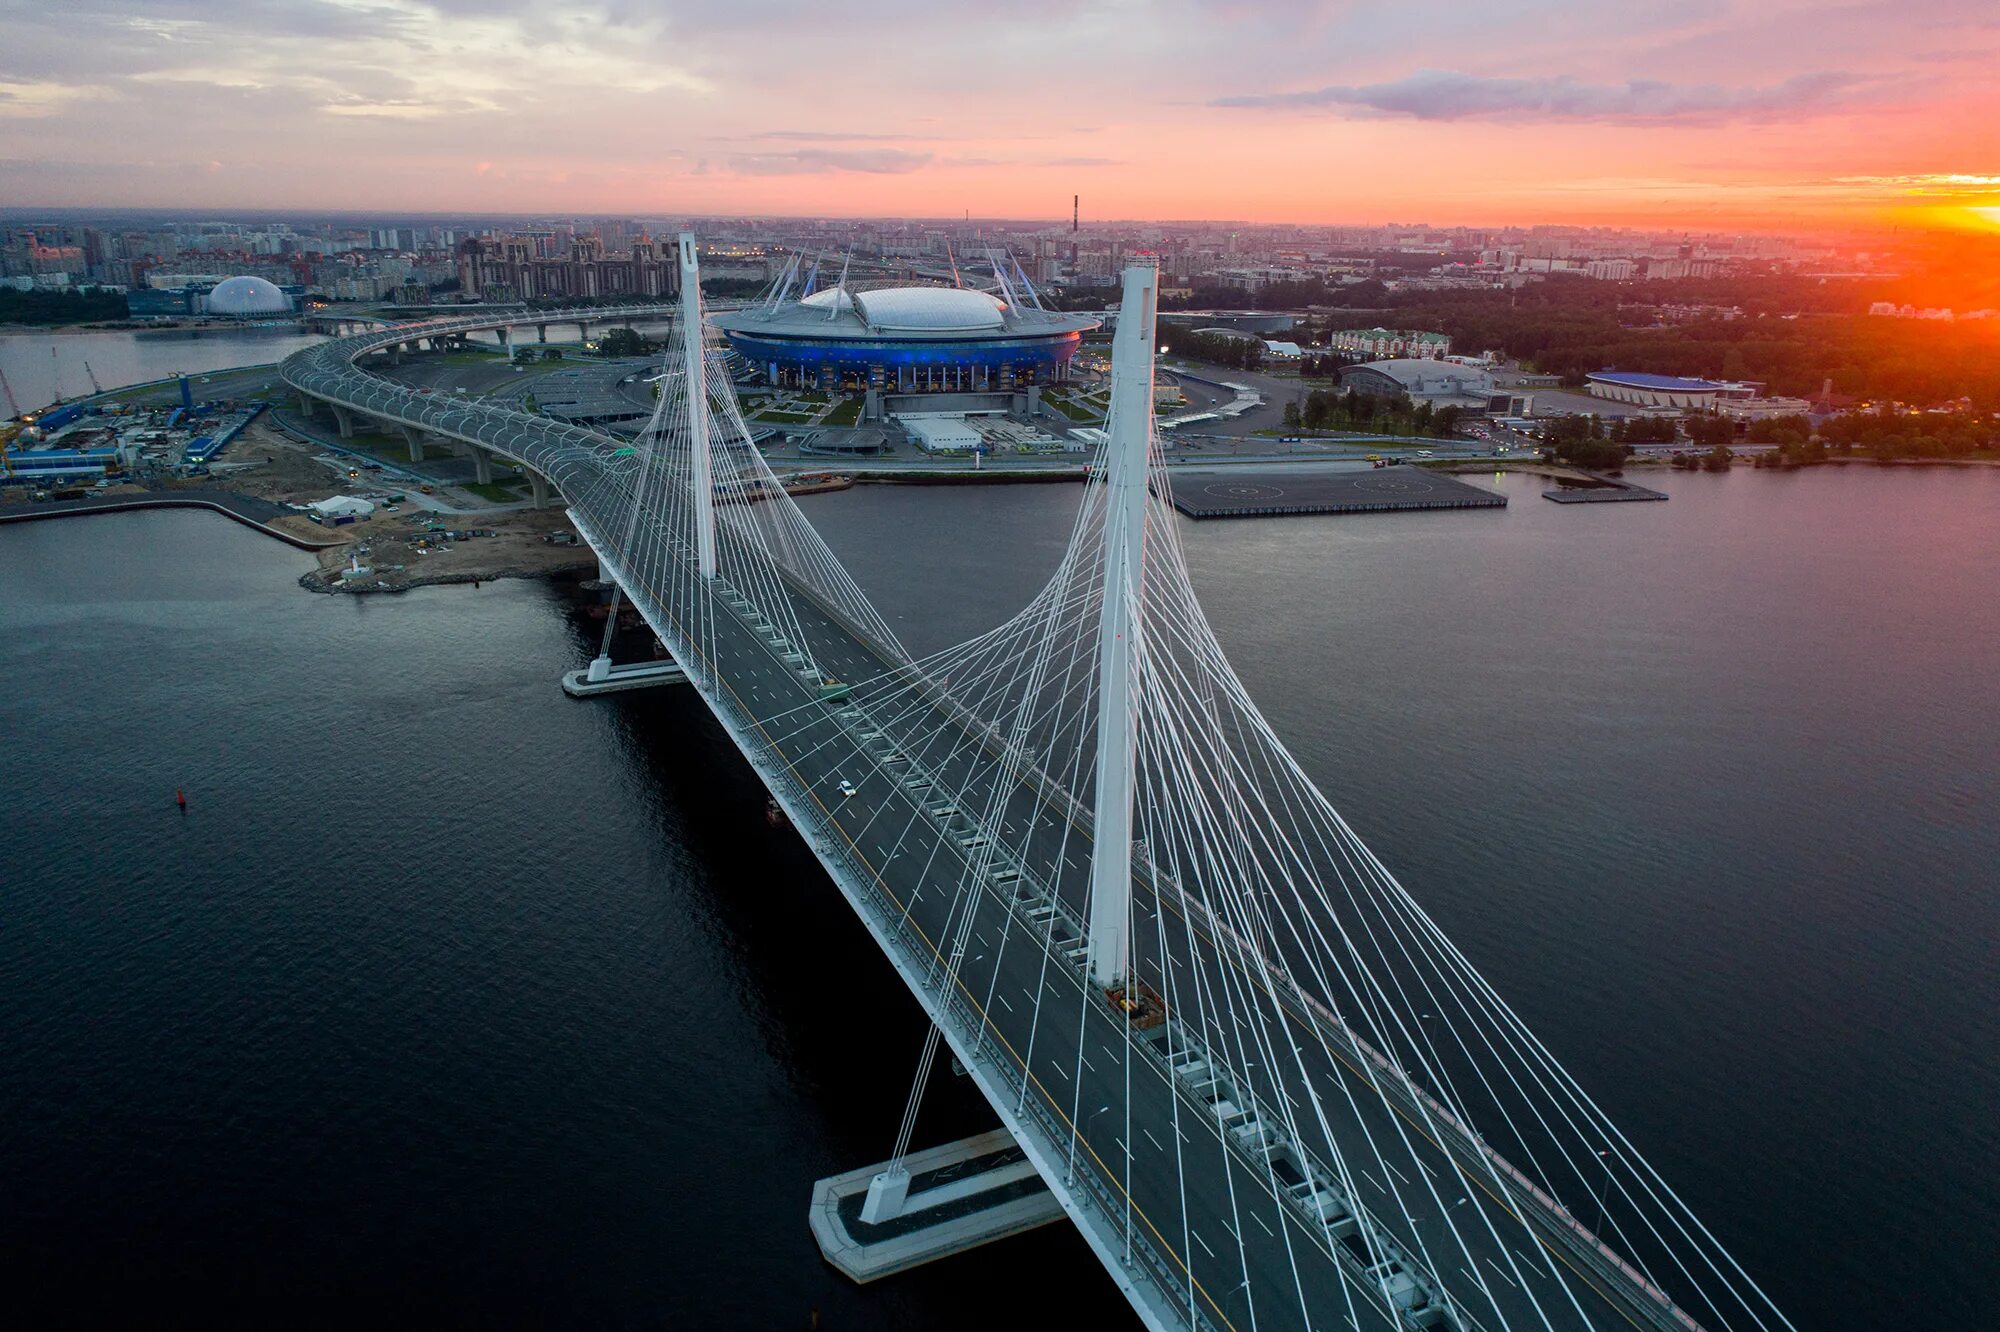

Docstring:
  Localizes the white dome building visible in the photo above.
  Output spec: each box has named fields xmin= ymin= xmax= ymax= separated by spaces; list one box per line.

xmin=204 ymin=275 xmax=292 ymax=317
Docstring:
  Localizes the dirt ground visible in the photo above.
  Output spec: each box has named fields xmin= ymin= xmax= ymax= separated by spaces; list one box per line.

xmin=141 ymin=421 xmax=599 ymax=592
xmin=299 ymin=506 xmax=597 ymax=593
xmin=158 ymin=419 xmax=344 ymax=505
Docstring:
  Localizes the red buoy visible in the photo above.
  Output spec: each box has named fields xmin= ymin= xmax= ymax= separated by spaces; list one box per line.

xmin=175 ymin=788 xmax=187 ymax=809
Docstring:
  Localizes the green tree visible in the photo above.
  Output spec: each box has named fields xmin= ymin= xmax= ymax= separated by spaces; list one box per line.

xmin=1685 ymin=414 xmax=1735 ymax=448
xmin=595 ymin=326 xmax=652 ymax=358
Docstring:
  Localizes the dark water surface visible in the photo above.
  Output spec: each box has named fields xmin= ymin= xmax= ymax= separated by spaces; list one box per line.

xmin=3 ymin=465 xmax=1995 ymax=1329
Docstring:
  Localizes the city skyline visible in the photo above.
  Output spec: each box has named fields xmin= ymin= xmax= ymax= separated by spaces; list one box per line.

xmin=2 ymin=0 xmax=1997 ymax=234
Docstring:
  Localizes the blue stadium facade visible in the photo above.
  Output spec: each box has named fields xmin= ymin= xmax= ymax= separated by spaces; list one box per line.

xmin=714 ymin=285 xmax=1098 ymax=393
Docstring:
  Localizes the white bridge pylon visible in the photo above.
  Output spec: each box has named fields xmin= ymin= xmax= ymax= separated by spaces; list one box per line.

xmin=1086 ymin=258 xmax=1158 ymax=987
xmin=678 ymin=231 xmax=717 ymax=583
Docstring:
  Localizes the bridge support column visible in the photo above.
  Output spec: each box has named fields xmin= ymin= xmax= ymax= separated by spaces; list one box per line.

xmin=860 ymin=1169 xmax=910 ymax=1225
xmin=297 ymin=393 xmax=315 ymax=417
xmin=400 ymin=425 xmax=427 ymax=463
xmin=537 ymin=323 xmax=547 ymax=343
xmin=1085 ymin=259 xmax=1158 ymax=989
xmin=528 ymin=470 xmax=550 ymax=508
xmin=678 ymin=233 xmax=716 ymax=581
xmin=470 ymin=446 xmax=494 ymax=486
xmin=331 ymin=404 xmax=355 ymax=439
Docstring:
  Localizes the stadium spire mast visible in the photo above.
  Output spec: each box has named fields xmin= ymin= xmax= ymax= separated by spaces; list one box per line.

xmin=1087 ymin=256 xmax=1157 ymax=987
xmin=678 ymin=232 xmax=716 ymax=581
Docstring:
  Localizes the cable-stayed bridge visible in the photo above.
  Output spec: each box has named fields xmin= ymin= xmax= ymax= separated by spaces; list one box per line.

xmin=282 ymin=242 xmax=1794 ymax=1332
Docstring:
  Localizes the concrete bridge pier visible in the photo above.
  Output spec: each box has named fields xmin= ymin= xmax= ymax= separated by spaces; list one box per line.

xmin=296 ymin=393 xmax=315 ymax=418
xmin=811 ymin=1130 xmax=1062 ymax=1284
xmin=528 ymin=470 xmax=551 ymax=508
xmin=331 ymin=404 xmax=355 ymax=439
xmin=400 ymin=425 xmax=428 ymax=463
xmin=537 ymin=324 xmax=548 ymax=343
xmin=469 ymin=446 xmax=494 ymax=486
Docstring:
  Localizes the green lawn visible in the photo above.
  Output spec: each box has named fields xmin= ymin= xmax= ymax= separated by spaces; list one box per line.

xmin=822 ymin=397 xmax=864 ymax=426
xmin=1045 ymin=394 xmax=1102 ymax=422
xmin=463 ymin=480 xmax=526 ymax=503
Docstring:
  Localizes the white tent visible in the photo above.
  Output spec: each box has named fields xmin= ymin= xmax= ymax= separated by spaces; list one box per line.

xmin=310 ymin=495 xmax=376 ymax=518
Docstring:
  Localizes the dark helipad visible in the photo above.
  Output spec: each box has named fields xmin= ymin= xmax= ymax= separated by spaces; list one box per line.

xmin=1167 ymin=466 xmax=1507 ymax=519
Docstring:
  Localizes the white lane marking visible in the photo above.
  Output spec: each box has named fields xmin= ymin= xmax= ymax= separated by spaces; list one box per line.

xmin=1361 ymin=1170 xmax=1386 ymax=1194
xmin=1485 ymin=1257 xmax=1519 ymax=1289
xmin=1192 ymin=1230 xmax=1215 ymax=1258
xmin=1251 ymin=1210 xmax=1274 ymax=1237
xmin=1142 ymin=1128 xmax=1164 ymax=1152
xmin=1386 ymin=1161 xmax=1411 ymax=1185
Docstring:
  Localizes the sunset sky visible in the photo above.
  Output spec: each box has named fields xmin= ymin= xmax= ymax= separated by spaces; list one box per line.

xmin=1 ymin=0 xmax=1997 ymax=233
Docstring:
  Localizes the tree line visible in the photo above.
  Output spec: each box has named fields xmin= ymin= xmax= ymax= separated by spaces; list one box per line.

xmin=1387 ymin=277 xmax=2000 ymax=409
xmin=1172 ymin=330 xmax=1264 ymax=371
xmin=0 ymin=287 xmax=130 ymax=325
xmin=1283 ymin=388 xmax=1464 ymax=438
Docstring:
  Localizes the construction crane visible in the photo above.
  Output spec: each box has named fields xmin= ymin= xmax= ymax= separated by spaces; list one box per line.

xmin=83 ymin=361 xmax=103 ymax=396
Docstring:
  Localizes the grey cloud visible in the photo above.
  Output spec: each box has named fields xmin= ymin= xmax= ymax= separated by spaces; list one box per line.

xmin=727 ymin=148 xmax=934 ymax=175
xmin=1213 ymin=68 xmax=1867 ymax=124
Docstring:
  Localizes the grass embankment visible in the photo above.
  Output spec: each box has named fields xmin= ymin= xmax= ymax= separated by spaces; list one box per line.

xmin=1044 ymin=391 xmax=1103 ymax=422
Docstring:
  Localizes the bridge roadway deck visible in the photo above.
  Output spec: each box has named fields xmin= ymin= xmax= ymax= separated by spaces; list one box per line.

xmin=604 ymin=547 xmax=1657 ymax=1332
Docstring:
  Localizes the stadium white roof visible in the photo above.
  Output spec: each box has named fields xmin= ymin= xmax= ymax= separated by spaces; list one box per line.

xmin=852 ymin=286 xmax=1006 ymax=332
xmin=716 ymin=282 xmax=1096 ymax=342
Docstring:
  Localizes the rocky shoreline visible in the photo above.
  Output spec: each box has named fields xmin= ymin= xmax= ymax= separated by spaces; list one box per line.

xmin=298 ymin=558 xmax=593 ymax=595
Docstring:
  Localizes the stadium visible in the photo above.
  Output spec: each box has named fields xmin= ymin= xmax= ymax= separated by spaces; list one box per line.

xmin=713 ymin=271 xmax=1099 ymax=396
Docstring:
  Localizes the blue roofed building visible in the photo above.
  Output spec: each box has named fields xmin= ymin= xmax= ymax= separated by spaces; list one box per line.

xmin=1585 ymin=370 xmax=1754 ymax=409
